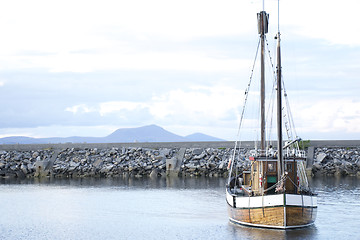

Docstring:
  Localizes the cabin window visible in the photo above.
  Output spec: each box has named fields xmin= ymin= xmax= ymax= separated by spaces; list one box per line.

xmin=267 ymin=163 xmax=275 ymax=172
xmin=286 ymin=163 xmax=293 ymax=172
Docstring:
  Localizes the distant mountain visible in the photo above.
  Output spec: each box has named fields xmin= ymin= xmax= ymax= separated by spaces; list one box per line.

xmin=104 ymin=124 xmax=187 ymax=143
xmin=0 ymin=124 xmax=225 ymax=144
xmin=185 ymin=133 xmax=224 ymax=142
xmin=0 ymin=136 xmax=45 ymax=144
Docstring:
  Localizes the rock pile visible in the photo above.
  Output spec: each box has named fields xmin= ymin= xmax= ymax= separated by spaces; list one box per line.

xmin=312 ymin=147 xmax=360 ymax=176
xmin=0 ymin=147 xmax=239 ymax=179
xmin=181 ymin=148 xmax=248 ymax=177
xmin=0 ymin=149 xmax=54 ymax=178
xmin=51 ymin=147 xmax=172 ymax=178
xmin=1 ymin=145 xmax=360 ymax=179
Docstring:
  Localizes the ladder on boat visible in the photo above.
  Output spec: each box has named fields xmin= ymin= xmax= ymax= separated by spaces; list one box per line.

xmin=297 ymin=160 xmax=309 ymax=190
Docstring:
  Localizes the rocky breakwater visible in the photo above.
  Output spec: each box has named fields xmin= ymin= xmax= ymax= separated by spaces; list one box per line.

xmin=0 ymin=147 xmax=245 ymax=179
xmin=0 ymin=149 xmax=54 ymax=178
xmin=311 ymin=147 xmax=360 ymax=176
xmin=2 ymin=145 xmax=360 ymax=179
xmin=180 ymin=148 xmax=247 ymax=177
xmin=52 ymin=147 xmax=173 ymax=178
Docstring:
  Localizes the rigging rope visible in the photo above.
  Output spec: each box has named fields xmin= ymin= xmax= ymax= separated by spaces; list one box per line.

xmin=264 ymin=35 xmax=299 ymax=147
xmin=228 ymin=37 xmax=261 ymax=184
xmin=263 ymin=36 xmax=277 ymax=147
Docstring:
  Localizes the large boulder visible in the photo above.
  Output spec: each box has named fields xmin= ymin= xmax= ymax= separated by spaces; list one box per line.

xmin=316 ymin=152 xmax=327 ymax=163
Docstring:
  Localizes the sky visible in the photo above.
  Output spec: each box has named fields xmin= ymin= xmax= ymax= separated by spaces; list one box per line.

xmin=0 ymin=0 xmax=359 ymax=141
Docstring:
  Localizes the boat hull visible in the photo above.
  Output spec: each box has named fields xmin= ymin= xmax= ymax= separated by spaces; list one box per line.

xmin=226 ymin=191 xmax=317 ymax=229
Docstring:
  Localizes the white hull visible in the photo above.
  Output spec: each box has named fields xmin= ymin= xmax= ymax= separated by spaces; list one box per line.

xmin=226 ymin=190 xmax=317 ymax=229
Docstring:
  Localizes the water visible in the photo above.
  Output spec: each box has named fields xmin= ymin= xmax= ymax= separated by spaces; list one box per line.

xmin=0 ymin=177 xmax=359 ymax=240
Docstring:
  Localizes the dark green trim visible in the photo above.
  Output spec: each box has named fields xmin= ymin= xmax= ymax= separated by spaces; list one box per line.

xmin=230 ymin=205 xmax=317 ymax=210
xmin=267 ymin=176 xmax=277 ymax=183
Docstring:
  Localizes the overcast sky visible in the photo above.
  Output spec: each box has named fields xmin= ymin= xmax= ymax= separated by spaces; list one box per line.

xmin=0 ymin=0 xmax=359 ymax=140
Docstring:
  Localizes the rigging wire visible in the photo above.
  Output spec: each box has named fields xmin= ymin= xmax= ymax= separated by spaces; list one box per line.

xmin=235 ymin=38 xmax=261 ymax=138
xmin=282 ymin=79 xmax=300 ymax=149
xmin=264 ymin=36 xmax=277 ymax=147
xmin=228 ymin=37 xmax=261 ymax=183
xmin=264 ymin=26 xmax=299 ymax=149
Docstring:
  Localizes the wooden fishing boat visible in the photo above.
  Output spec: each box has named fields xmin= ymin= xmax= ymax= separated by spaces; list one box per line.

xmin=226 ymin=4 xmax=317 ymax=229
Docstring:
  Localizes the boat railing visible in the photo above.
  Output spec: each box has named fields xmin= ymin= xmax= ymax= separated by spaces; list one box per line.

xmin=284 ymin=149 xmax=307 ymax=158
xmin=249 ymin=149 xmax=306 ymax=159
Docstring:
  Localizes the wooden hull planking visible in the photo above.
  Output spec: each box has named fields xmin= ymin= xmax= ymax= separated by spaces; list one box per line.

xmin=227 ymin=192 xmax=317 ymax=229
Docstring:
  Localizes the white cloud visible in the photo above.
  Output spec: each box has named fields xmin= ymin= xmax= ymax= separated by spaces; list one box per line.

xmin=149 ymin=85 xmax=243 ymax=121
xmin=0 ymin=0 xmax=358 ymax=74
xmin=65 ymin=101 xmax=149 ymax=117
xmin=64 ymin=83 xmax=243 ymax=125
xmin=295 ymin=99 xmax=360 ymax=134
xmin=0 ymin=0 xmax=257 ymax=73
xmin=65 ymin=104 xmax=95 ymax=114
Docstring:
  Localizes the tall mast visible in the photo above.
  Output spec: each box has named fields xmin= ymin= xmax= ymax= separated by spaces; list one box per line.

xmin=257 ymin=11 xmax=268 ymax=152
xmin=276 ymin=32 xmax=284 ymax=177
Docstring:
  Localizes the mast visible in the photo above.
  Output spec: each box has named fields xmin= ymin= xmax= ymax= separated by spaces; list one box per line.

xmin=257 ymin=11 xmax=268 ymax=152
xmin=276 ymin=32 xmax=284 ymax=177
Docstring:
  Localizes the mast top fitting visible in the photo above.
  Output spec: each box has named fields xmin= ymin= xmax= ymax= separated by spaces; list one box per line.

xmin=257 ymin=11 xmax=269 ymax=35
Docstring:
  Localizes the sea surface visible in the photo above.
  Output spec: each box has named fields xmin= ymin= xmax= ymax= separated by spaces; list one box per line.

xmin=0 ymin=176 xmax=359 ymax=240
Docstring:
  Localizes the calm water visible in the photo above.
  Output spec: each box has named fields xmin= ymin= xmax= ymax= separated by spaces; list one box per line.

xmin=0 ymin=177 xmax=359 ymax=240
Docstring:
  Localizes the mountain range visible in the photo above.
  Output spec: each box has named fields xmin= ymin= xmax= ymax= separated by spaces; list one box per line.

xmin=0 ymin=125 xmax=225 ymax=144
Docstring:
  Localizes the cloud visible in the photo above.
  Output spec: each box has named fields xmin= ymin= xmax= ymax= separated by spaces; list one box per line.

xmin=149 ymin=85 xmax=243 ymax=122
xmin=64 ymin=83 xmax=243 ymax=126
xmin=0 ymin=0 xmax=257 ymax=73
xmin=295 ymin=99 xmax=360 ymax=135
xmin=65 ymin=104 xmax=96 ymax=114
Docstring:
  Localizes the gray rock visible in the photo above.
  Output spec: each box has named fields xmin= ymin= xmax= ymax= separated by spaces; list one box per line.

xmin=193 ymin=152 xmax=206 ymax=160
xmin=312 ymin=163 xmax=322 ymax=170
xmin=316 ymin=152 xmax=326 ymax=163
xmin=27 ymin=163 xmax=34 ymax=172
xmin=15 ymin=170 xmax=25 ymax=178
xmin=160 ymin=149 xmax=170 ymax=156
xmin=100 ymin=164 xmax=113 ymax=173
xmin=93 ymin=159 xmax=103 ymax=169
xmin=32 ymin=152 xmax=39 ymax=158
xmin=109 ymin=148 xmax=117 ymax=155
xmin=356 ymin=160 xmax=360 ymax=168
xmin=149 ymin=169 xmax=159 ymax=178
xmin=184 ymin=154 xmax=192 ymax=160
xmin=219 ymin=162 xmax=225 ymax=169
xmin=14 ymin=154 xmax=23 ymax=161
xmin=192 ymin=148 xmax=203 ymax=155
xmin=20 ymin=164 xmax=28 ymax=174
xmin=10 ymin=165 xmax=18 ymax=171
xmin=69 ymin=161 xmax=80 ymax=168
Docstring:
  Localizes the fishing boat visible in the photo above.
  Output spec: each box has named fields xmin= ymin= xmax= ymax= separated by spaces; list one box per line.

xmin=226 ymin=3 xmax=317 ymax=229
